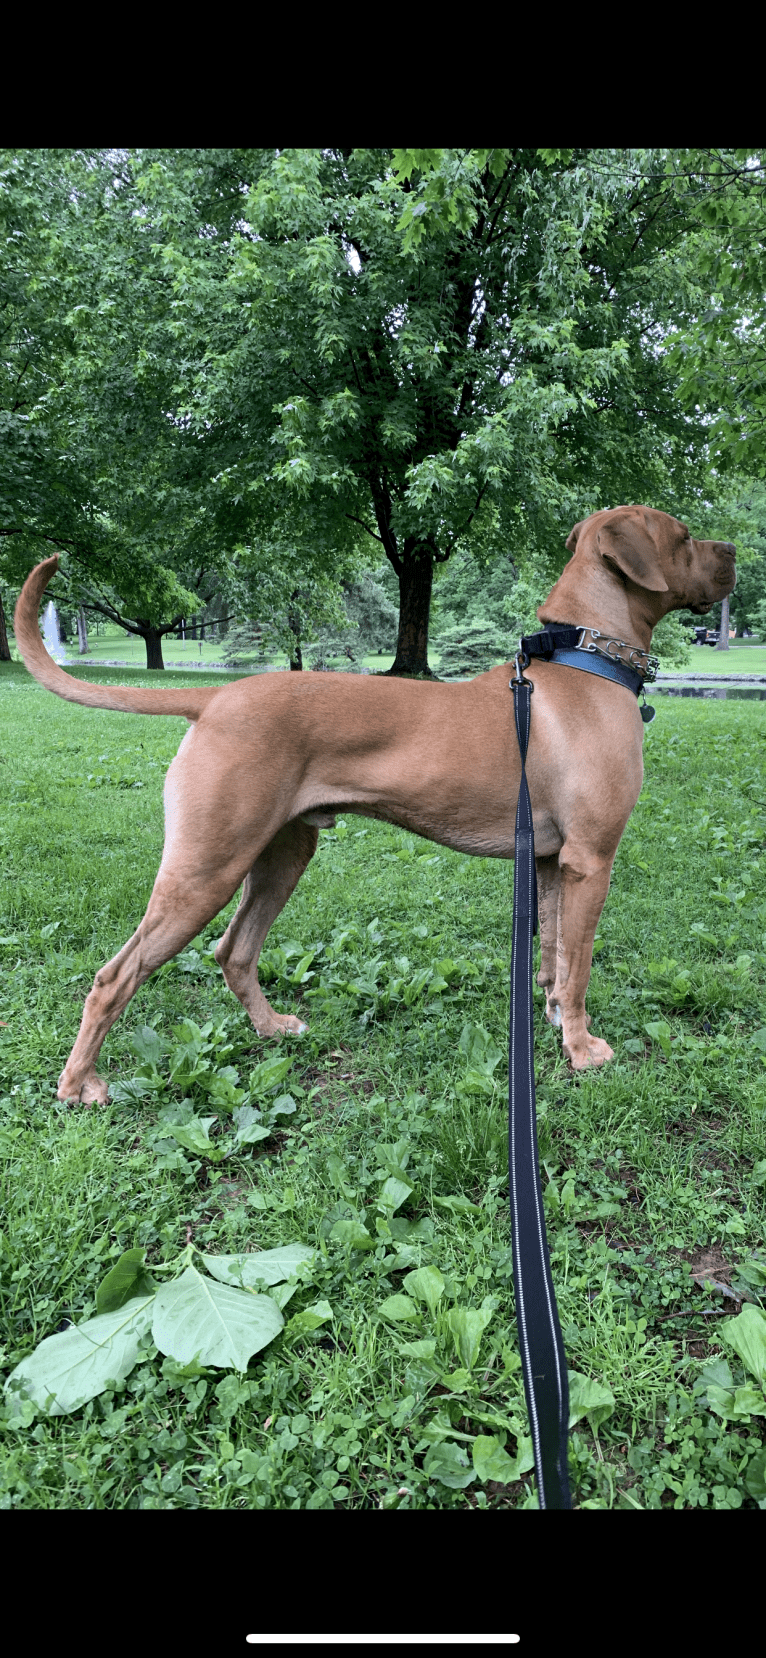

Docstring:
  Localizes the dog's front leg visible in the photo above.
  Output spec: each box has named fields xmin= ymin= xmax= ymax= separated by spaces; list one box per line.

xmin=550 ymin=843 xmax=614 ymax=1070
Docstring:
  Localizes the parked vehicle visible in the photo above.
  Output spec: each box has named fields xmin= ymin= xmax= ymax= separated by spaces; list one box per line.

xmin=693 ymin=627 xmax=719 ymax=646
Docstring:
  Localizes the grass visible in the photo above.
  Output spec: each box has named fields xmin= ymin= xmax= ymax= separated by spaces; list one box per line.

xmin=674 ymin=645 xmax=766 ymax=674
xmin=0 ymin=657 xmax=765 ymax=1510
xmin=5 ymin=622 xmax=401 ymax=676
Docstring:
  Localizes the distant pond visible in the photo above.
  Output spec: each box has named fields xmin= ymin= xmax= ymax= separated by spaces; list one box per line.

xmin=655 ymin=686 xmax=766 ymax=700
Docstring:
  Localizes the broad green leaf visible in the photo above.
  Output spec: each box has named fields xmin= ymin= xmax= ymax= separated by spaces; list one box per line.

xmin=745 ymin=1448 xmax=766 ymax=1501
xmin=458 ymin=1023 xmax=503 ymax=1075
xmin=705 ymin=1383 xmax=737 ymax=1418
xmin=130 ymin=1025 xmax=167 ymax=1067
xmin=5 ymin=1295 xmax=154 ymax=1416
xmin=232 ymin=1104 xmax=272 ymax=1148
xmin=285 ymin=1300 xmax=333 ymax=1339
xmin=645 ymin=1020 xmax=672 ymax=1059
xmin=250 ymin=1055 xmax=292 ymax=1096
xmin=374 ymin=1140 xmax=411 ymax=1176
xmin=377 ymin=1176 xmax=413 ymax=1213
xmin=202 ymin=1244 xmax=315 ymax=1288
xmin=730 ymin=1385 xmax=766 ymax=1418
xmin=204 ymin=1070 xmax=246 ymax=1112
xmin=111 ymin=1077 xmax=158 ymax=1106
xmin=269 ymin=1281 xmax=300 ymax=1311
xmin=163 ymin=1117 xmax=220 ymax=1158
xmin=289 ymin=952 xmax=315 ymax=985
xmin=440 ymin=1368 xmax=475 ymax=1393
xmin=266 ymin=1094 xmax=297 ymax=1120
xmin=568 ymin=1371 xmax=616 ymax=1432
xmin=379 ymin=1294 xmax=420 ymax=1322
xmin=720 ymin=1304 xmax=766 ymax=1387
xmin=447 ymin=1302 xmax=494 ymax=1370
xmin=151 ymin=1265 xmax=283 ymax=1370
xmin=418 ymin=1409 xmax=473 ymax=1445
xmin=706 ymin=1382 xmax=766 ymax=1420
xmin=398 ymin=1339 xmax=437 ymax=1360
xmin=329 ymin=1219 xmax=375 ymax=1250
xmin=423 ymin=1441 xmax=476 ymax=1489
xmin=695 ymin=1356 xmax=733 ymax=1393
xmin=433 ymin=1195 xmax=482 ymax=1216
xmin=403 ymin=1265 xmax=445 ymax=1317
xmin=96 ymin=1248 xmax=156 ymax=1314
xmin=160 ymin=1354 xmax=210 ymax=1384
xmin=472 ymin=1434 xmax=520 ymax=1484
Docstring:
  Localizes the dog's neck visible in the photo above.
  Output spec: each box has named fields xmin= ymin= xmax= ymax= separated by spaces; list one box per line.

xmin=537 ymin=558 xmax=662 ymax=651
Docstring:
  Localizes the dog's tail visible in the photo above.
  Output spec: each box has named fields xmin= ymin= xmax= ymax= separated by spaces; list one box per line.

xmin=13 ymin=557 xmax=223 ymax=721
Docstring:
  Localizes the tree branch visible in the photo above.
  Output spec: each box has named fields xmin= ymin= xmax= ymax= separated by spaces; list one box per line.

xmin=344 ymin=513 xmax=383 ymax=543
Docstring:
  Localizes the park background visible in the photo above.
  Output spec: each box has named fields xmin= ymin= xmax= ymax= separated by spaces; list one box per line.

xmin=1 ymin=149 xmax=766 ymax=1511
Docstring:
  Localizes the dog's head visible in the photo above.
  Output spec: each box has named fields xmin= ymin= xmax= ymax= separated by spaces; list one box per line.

xmin=539 ymin=506 xmax=736 ymax=639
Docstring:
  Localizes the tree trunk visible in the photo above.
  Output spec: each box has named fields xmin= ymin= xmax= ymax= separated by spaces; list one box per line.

xmin=189 ymin=613 xmax=198 ymax=641
xmin=288 ymin=589 xmax=302 ymax=670
xmin=716 ymin=594 xmax=730 ymax=651
xmin=141 ymin=628 xmax=166 ymax=670
xmin=387 ymin=543 xmax=435 ymax=676
xmin=0 ymin=591 xmax=11 ymax=662
xmin=76 ymin=606 xmax=89 ymax=655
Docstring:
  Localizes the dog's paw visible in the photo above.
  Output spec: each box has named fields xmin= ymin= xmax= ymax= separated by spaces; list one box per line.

xmin=57 ymin=1068 xmax=110 ymax=1106
xmin=279 ymin=1015 xmax=309 ymax=1036
xmin=563 ymin=1034 xmax=614 ymax=1071
xmin=254 ymin=1013 xmax=309 ymax=1038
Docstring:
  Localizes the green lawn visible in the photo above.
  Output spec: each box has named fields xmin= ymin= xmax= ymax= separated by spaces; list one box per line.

xmin=673 ymin=645 xmax=766 ymax=675
xmin=6 ymin=622 xmax=401 ymax=676
xmin=1 ymin=658 xmax=764 ymax=1510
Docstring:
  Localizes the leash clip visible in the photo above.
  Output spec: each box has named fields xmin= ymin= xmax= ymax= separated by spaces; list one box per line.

xmin=511 ymin=650 xmax=534 ymax=691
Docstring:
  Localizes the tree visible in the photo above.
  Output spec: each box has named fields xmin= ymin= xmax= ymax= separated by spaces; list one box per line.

xmin=140 ymin=146 xmax=753 ymax=675
xmin=5 ymin=149 xmax=764 ymax=676
xmin=0 ymin=152 xmax=98 ymax=587
xmin=665 ymin=151 xmax=766 ymax=477
xmin=1 ymin=151 xmax=361 ymax=668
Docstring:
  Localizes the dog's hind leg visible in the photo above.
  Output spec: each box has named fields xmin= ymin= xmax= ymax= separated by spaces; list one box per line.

xmin=214 ymin=819 xmax=319 ymax=1038
xmin=58 ymin=862 xmax=248 ymax=1106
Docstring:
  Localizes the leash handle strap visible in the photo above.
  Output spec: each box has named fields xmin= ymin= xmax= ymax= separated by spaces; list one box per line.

xmin=510 ymin=680 xmax=572 ymax=1510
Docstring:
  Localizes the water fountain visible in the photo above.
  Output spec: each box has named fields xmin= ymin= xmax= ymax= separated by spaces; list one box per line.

xmin=42 ymin=601 xmax=68 ymax=665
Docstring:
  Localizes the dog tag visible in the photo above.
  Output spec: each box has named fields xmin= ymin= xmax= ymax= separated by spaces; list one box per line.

xmin=640 ymin=702 xmax=656 ymax=724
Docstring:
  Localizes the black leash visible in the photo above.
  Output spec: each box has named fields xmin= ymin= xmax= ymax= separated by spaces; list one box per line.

xmin=507 ymin=623 xmax=657 ymax=1507
xmin=509 ymin=657 xmax=571 ymax=1510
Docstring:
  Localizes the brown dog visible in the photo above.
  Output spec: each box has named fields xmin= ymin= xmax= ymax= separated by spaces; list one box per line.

xmin=14 ymin=506 xmax=735 ymax=1103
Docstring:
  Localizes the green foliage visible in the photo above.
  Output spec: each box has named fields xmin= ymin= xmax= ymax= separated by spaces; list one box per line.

xmin=663 ymin=151 xmax=766 ymax=475
xmin=4 ymin=1241 xmax=312 ymax=1415
xmin=2 ymin=669 xmax=766 ymax=1509
xmin=4 ymin=148 xmax=765 ymax=674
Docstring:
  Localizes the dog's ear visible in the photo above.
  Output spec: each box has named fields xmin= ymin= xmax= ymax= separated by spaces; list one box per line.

xmin=565 ymin=520 xmax=584 ymax=552
xmin=596 ymin=517 xmax=669 ymax=593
